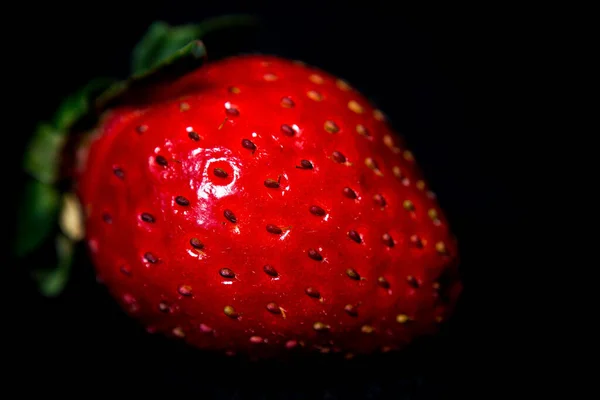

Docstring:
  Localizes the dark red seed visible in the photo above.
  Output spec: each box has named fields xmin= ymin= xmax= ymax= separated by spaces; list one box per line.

xmin=266 ymin=302 xmax=281 ymax=314
xmin=331 ymin=151 xmax=346 ymax=163
xmin=220 ymin=268 xmax=235 ymax=279
xmin=377 ymin=276 xmax=390 ymax=289
xmin=309 ymin=205 xmax=326 ymax=216
xmin=155 ymin=155 xmax=168 ymax=166
xmin=190 ymin=238 xmax=204 ymax=250
xmin=266 ymin=224 xmax=283 ymax=235
xmin=347 ymin=230 xmax=362 ymax=244
xmin=280 ymin=124 xmax=295 ymax=136
xmin=373 ymin=194 xmax=387 ymax=207
xmin=344 ymin=304 xmax=358 ymax=316
xmin=305 ymin=287 xmax=320 ymax=298
xmin=225 ymin=107 xmax=240 ymax=117
xmin=141 ymin=213 xmax=155 ymax=223
xmin=346 ymin=268 xmax=360 ymax=280
xmin=175 ymin=196 xmax=190 ymax=206
xmin=224 ymin=210 xmax=237 ymax=223
xmin=264 ymin=179 xmax=280 ymax=189
xmin=343 ymin=187 xmax=357 ymax=199
xmin=307 ymin=249 xmax=323 ymax=261
xmin=407 ymin=276 xmax=420 ymax=288
xmin=263 ymin=265 xmax=278 ymax=277
xmin=296 ymin=160 xmax=313 ymax=169
xmin=382 ymin=233 xmax=395 ymax=247
xmin=241 ymin=139 xmax=256 ymax=151
xmin=213 ymin=168 xmax=228 ymax=178
xmin=144 ymin=252 xmax=158 ymax=263
xmin=188 ymin=131 xmax=200 ymax=141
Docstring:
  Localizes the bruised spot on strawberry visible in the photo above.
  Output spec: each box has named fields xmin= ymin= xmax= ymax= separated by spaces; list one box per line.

xmin=178 ymin=284 xmax=193 ymax=296
xmin=241 ymin=138 xmax=256 ymax=152
xmin=324 ymin=120 xmax=340 ymax=134
xmin=382 ymin=233 xmax=395 ymax=248
xmin=144 ymin=252 xmax=158 ymax=263
xmin=347 ymin=230 xmax=362 ymax=244
xmin=264 ymin=179 xmax=280 ymax=189
xmin=373 ymin=194 xmax=387 ymax=207
xmin=280 ymin=124 xmax=295 ymax=137
xmin=345 ymin=268 xmax=361 ymax=280
xmin=344 ymin=304 xmax=358 ymax=316
xmin=140 ymin=213 xmax=155 ymax=223
xmin=263 ymin=264 xmax=278 ymax=277
xmin=296 ymin=159 xmax=313 ymax=169
xmin=213 ymin=167 xmax=229 ymax=178
xmin=112 ymin=166 xmax=125 ymax=179
xmin=224 ymin=305 xmax=238 ymax=319
xmin=223 ymin=209 xmax=237 ymax=223
xmin=266 ymin=224 xmax=283 ymax=235
xmin=189 ymin=237 xmax=204 ymax=250
xmin=305 ymin=287 xmax=320 ymax=299
xmin=407 ymin=275 xmax=420 ymax=288
xmin=307 ymin=90 xmax=323 ymax=101
xmin=280 ymin=96 xmax=295 ymax=108
xmin=135 ymin=125 xmax=147 ymax=134
xmin=175 ymin=196 xmax=190 ymax=206
xmin=309 ymin=205 xmax=326 ymax=217
xmin=155 ymin=155 xmax=168 ymax=167
xmin=342 ymin=187 xmax=358 ymax=199
xmin=377 ymin=276 xmax=390 ymax=289
xmin=331 ymin=151 xmax=347 ymax=164
xmin=219 ymin=268 xmax=235 ymax=279
xmin=307 ymin=248 xmax=323 ymax=261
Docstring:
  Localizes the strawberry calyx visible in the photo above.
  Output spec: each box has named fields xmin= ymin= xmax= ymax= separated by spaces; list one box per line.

xmin=16 ymin=15 xmax=259 ymax=297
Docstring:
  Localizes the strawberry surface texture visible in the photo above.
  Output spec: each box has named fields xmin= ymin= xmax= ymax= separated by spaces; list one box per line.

xmin=76 ymin=55 xmax=462 ymax=358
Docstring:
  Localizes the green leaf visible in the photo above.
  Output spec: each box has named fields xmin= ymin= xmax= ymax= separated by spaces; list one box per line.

xmin=32 ymin=234 xmax=75 ymax=297
xmin=52 ymin=77 xmax=116 ymax=131
xmin=130 ymin=15 xmax=259 ymax=76
xmin=96 ymin=40 xmax=207 ymax=112
xmin=22 ymin=123 xmax=65 ymax=184
xmin=14 ymin=180 xmax=61 ymax=258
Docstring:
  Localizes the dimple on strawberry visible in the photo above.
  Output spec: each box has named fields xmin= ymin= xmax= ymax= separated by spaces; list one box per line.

xmin=17 ymin=16 xmax=462 ymax=359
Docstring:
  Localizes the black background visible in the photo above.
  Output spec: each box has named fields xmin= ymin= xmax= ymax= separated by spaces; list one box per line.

xmin=7 ymin=2 xmax=531 ymax=398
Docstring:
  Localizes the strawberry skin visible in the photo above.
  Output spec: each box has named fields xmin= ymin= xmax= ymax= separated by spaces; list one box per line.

xmin=76 ymin=55 xmax=461 ymax=358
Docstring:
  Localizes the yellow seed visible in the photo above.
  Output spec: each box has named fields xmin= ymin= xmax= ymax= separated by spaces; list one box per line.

xmin=228 ymin=86 xmax=241 ymax=94
xmin=373 ymin=109 xmax=385 ymax=121
xmin=403 ymin=200 xmax=415 ymax=211
xmin=324 ymin=120 xmax=340 ymax=133
xmin=435 ymin=316 xmax=444 ymax=323
xmin=313 ymin=321 xmax=329 ymax=331
xmin=435 ymin=241 xmax=447 ymax=254
xmin=336 ymin=79 xmax=351 ymax=91
xmin=361 ymin=325 xmax=374 ymax=334
xmin=428 ymin=208 xmax=439 ymax=219
xmin=396 ymin=314 xmax=409 ymax=324
xmin=356 ymin=124 xmax=369 ymax=137
xmin=393 ymin=166 xmax=403 ymax=179
xmin=307 ymin=90 xmax=323 ymax=101
xmin=365 ymin=158 xmax=383 ymax=176
xmin=172 ymin=327 xmax=185 ymax=337
xmin=224 ymin=305 xmax=238 ymax=318
xmin=348 ymin=100 xmax=364 ymax=114
xmin=403 ymin=150 xmax=414 ymax=161
xmin=179 ymin=102 xmax=190 ymax=111
xmin=263 ymin=73 xmax=278 ymax=81
xmin=309 ymin=74 xmax=324 ymax=84
xmin=416 ymin=180 xmax=426 ymax=190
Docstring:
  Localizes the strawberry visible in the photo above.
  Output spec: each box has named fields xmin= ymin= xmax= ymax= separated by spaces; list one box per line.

xmin=17 ymin=17 xmax=461 ymax=359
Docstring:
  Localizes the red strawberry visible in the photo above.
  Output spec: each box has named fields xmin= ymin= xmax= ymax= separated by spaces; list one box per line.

xmin=20 ymin=18 xmax=461 ymax=359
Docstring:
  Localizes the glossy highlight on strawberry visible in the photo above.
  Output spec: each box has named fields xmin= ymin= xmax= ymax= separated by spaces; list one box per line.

xmin=75 ymin=55 xmax=462 ymax=358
